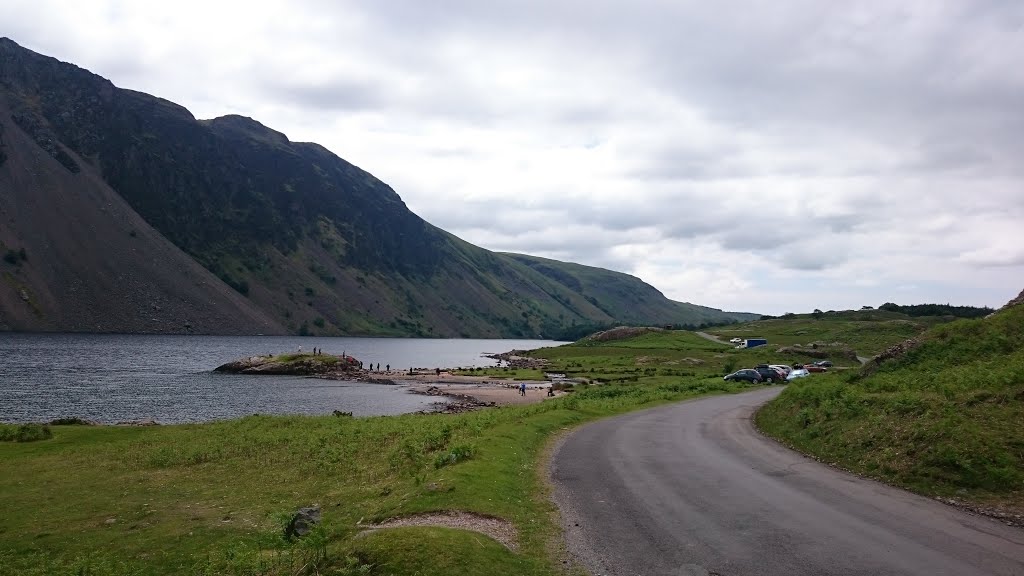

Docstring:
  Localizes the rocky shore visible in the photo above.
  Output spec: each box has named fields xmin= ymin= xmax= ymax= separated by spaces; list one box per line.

xmin=214 ymin=352 xmax=567 ymax=414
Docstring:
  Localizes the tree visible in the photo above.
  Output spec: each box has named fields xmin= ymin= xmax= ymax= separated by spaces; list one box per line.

xmin=812 ymin=309 xmax=824 ymax=319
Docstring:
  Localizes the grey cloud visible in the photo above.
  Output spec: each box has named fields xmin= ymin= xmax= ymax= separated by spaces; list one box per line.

xmin=958 ymin=250 xmax=1024 ymax=269
xmin=778 ymin=245 xmax=847 ymax=271
xmin=266 ymin=78 xmax=392 ymax=112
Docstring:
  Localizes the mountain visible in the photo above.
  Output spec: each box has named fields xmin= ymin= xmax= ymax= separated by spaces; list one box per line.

xmin=0 ymin=38 xmax=755 ymax=337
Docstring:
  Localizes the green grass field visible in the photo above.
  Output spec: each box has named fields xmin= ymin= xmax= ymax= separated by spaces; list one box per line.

xmin=757 ymin=303 xmax=1024 ymax=509
xmin=708 ymin=309 xmax=942 ymax=357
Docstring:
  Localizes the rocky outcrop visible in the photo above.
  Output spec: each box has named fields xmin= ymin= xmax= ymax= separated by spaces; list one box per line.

xmin=214 ymin=354 xmax=360 ymax=376
xmin=861 ymin=338 xmax=922 ymax=376
xmin=1000 ymin=288 xmax=1024 ymax=311
xmin=483 ymin=350 xmax=550 ymax=369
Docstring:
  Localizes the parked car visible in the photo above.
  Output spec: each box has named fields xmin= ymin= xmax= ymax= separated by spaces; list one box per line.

xmin=729 ymin=338 xmax=743 ymax=343
xmin=786 ymin=368 xmax=810 ymax=381
xmin=806 ymin=364 xmax=828 ymax=373
xmin=769 ymin=364 xmax=792 ymax=376
xmin=814 ymin=360 xmax=834 ymax=368
xmin=724 ymin=369 xmax=762 ymax=384
xmin=753 ymin=364 xmax=785 ymax=384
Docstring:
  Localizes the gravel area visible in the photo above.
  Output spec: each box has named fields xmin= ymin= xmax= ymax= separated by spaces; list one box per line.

xmin=361 ymin=511 xmax=519 ymax=550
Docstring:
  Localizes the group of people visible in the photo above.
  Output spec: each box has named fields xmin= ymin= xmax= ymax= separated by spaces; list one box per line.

xmin=297 ymin=346 xmax=327 ymax=355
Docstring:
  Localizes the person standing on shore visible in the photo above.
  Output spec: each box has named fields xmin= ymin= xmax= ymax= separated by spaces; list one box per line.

xmin=519 ymin=382 xmax=526 ymax=397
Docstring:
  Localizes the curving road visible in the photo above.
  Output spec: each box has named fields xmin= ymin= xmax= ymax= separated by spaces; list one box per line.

xmin=550 ymin=387 xmax=1024 ymax=576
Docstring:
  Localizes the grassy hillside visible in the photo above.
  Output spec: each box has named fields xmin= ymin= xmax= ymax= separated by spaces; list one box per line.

xmin=757 ymin=300 xmax=1024 ymax=510
xmin=708 ymin=309 xmax=945 ymax=357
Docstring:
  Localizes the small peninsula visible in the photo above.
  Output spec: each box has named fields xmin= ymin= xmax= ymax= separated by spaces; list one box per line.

xmin=214 ymin=352 xmax=361 ymax=376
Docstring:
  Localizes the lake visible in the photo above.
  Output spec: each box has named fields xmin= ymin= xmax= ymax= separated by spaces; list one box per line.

xmin=0 ymin=334 xmax=566 ymax=424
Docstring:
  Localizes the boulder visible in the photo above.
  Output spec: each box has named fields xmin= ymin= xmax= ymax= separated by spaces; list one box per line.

xmin=285 ymin=506 xmax=321 ymax=539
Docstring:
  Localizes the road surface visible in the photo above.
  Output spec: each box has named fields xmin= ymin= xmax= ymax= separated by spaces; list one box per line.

xmin=694 ymin=331 xmax=730 ymax=346
xmin=550 ymin=387 xmax=1024 ymax=576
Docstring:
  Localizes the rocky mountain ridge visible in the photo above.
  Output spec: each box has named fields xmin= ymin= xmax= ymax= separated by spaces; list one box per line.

xmin=0 ymin=38 xmax=755 ymax=336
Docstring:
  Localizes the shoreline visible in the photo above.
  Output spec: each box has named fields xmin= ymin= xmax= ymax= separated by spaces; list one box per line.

xmin=372 ymin=369 xmax=567 ymax=409
xmin=324 ymin=368 xmax=569 ymax=408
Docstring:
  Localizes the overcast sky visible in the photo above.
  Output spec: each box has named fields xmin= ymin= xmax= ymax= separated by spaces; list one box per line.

xmin=7 ymin=0 xmax=1023 ymax=314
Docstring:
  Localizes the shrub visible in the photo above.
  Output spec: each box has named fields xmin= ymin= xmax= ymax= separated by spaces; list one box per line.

xmin=434 ymin=444 xmax=474 ymax=469
xmin=0 ymin=424 xmax=53 ymax=442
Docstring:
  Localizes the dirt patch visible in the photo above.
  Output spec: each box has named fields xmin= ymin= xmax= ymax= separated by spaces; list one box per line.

xmin=582 ymin=326 xmax=662 ymax=342
xmin=360 ymin=511 xmax=518 ymax=550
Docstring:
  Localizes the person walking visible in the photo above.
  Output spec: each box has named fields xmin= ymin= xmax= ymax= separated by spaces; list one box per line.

xmin=519 ymin=382 xmax=526 ymax=397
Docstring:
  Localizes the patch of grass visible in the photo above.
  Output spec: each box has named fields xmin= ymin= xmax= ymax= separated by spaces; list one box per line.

xmin=452 ymin=367 xmax=547 ymax=380
xmin=757 ymin=304 xmax=1024 ymax=508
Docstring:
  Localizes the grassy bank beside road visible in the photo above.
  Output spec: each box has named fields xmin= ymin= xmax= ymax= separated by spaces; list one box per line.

xmin=757 ymin=301 xmax=1024 ymax=512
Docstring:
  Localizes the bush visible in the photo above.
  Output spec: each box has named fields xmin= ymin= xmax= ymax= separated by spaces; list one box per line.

xmin=0 ymin=423 xmax=53 ymax=442
xmin=434 ymin=444 xmax=474 ymax=469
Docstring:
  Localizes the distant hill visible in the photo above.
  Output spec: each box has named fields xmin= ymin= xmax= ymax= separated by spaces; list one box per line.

xmin=504 ymin=254 xmax=757 ymax=328
xmin=0 ymin=38 xmax=753 ymax=336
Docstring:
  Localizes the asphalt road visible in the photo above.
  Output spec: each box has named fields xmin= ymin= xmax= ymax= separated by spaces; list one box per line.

xmin=550 ymin=387 xmax=1024 ymax=576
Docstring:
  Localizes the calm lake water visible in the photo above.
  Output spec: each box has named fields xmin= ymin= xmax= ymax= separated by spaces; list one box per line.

xmin=0 ymin=334 xmax=566 ymax=424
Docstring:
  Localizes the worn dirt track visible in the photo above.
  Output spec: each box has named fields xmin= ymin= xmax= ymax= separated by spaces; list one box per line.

xmin=551 ymin=387 xmax=1024 ymax=576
